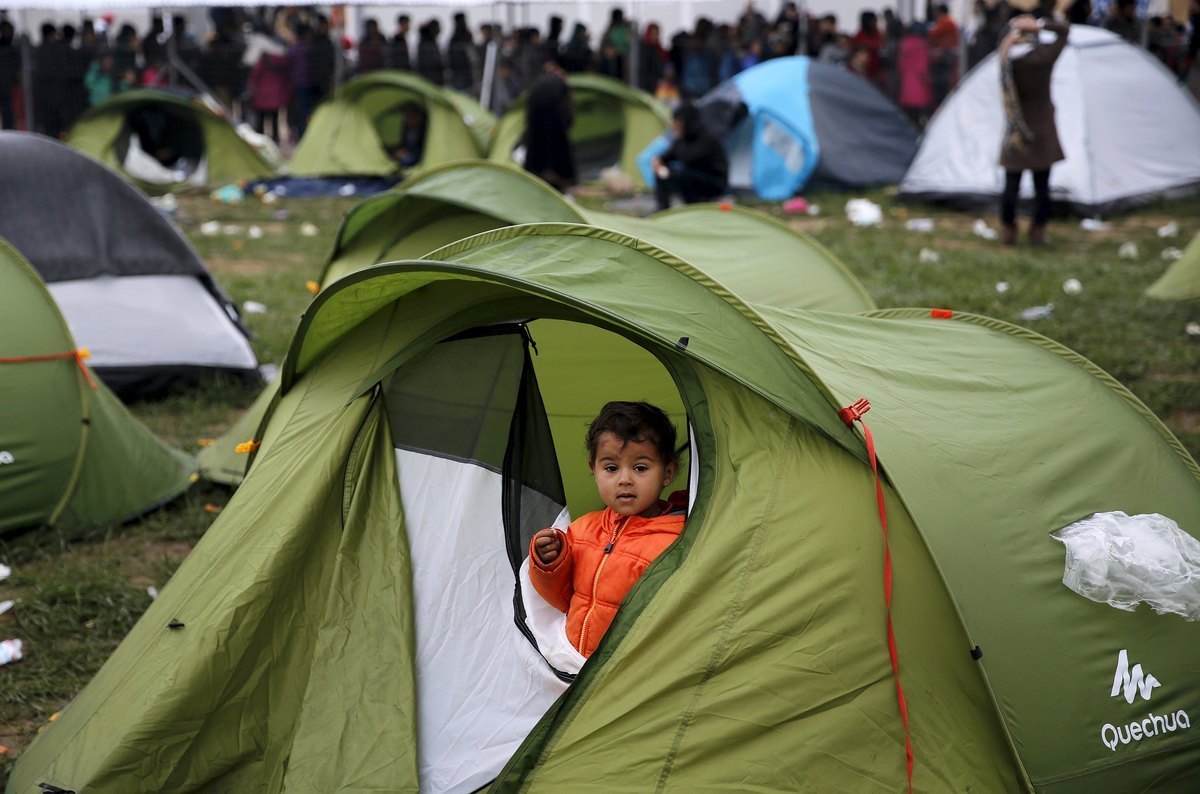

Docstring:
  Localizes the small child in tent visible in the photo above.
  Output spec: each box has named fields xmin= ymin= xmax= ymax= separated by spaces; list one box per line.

xmin=529 ymin=401 xmax=686 ymax=658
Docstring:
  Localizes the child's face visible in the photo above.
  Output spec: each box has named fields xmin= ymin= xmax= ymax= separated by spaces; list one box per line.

xmin=589 ymin=432 xmax=677 ymax=518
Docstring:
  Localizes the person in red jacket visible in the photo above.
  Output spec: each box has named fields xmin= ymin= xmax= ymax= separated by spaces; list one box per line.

xmin=529 ymin=401 xmax=685 ymax=658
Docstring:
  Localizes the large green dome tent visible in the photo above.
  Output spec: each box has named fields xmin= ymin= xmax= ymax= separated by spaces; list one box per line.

xmin=287 ymin=71 xmax=495 ymax=178
xmin=67 ymin=90 xmax=275 ymax=194
xmin=12 ymin=224 xmax=1200 ymax=792
xmin=1146 ymin=231 xmax=1200 ymax=301
xmin=0 ymin=238 xmax=195 ymax=535
xmin=490 ymin=74 xmax=669 ymax=186
xmin=197 ymin=160 xmax=873 ymax=485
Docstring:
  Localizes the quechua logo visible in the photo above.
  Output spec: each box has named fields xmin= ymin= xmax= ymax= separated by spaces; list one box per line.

xmin=1100 ymin=648 xmax=1190 ymax=752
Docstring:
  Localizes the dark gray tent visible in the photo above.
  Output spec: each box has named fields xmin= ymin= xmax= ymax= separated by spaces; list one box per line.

xmin=0 ymin=132 xmax=260 ymax=399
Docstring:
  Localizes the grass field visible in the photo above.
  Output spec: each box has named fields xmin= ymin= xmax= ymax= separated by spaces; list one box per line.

xmin=1 ymin=184 xmax=1196 ymax=779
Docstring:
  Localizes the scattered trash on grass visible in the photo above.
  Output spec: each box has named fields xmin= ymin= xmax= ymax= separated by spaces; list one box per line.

xmin=1118 ymin=242 xmax=1139 ymax=259
xmin=200 ymin=220 xmax=221 ymax=237
xmin=905 ymin=218 xmax=934 ymax=232
xmin=918 ymin=248 xmax=940 ymax=264
xmin=1020 ymin=303 xmax=1054 ymax=321
xmin=845 ymin=198 xmax=883 ymax=227
xmin=337 ymin=183 xmax=358 ymax=197
xmin=248 ymin=225 xmax=264 ymax=240
xmin=274 ymin=209 xmax=289 ymax=221
xmin=149 ymin=194 xmax=179 ymax=214
xmin=0 ymin=563 xmax=10 ymax=581
xmin=211 ymin=184 xmax=244 ymax=204
xmin=259 ymin=363 xmax=279 ymax=381
xmin=0 ymin=638 xmax=23 ymax=666
xmin=1186 ymin=323 xmax=1200 ymax=337
xmin=261 ymin=190 xmax=279 ymax=205
xmin=300 ymin=222 xmax=319 ymax=237
xmin=1062 ymin=278 xmax=1083 ymax=295
xmin=204 ymin=503 xmax=223 ymax=514
xmin=996 ymin=281 xmax=1010 ymax=294
xmin=1157 ymin=221 xmax=1180 ymax=238
xmin=306 ymin=280 xmax=320 ymax=294
xmin=242 ymin=300 xmax=268 ymax=315
xmin=1161 ymin=247 xmax=1183 ymax=261
xmin=147 ymin=587 xmax=159 ymax=600
xmin=0 ymin=600 xmax=14 ymax=616
xmin=782 ymin=197 xmax=809 ymax=214
xmin=1080 ymin=218 xmax=1111 ymax=232
xmin=972 ymin=219 xmax=998 ymax=240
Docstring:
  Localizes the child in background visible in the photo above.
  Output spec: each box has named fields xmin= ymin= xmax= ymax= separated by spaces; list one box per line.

xmin=530 ymin=401 xmax=686 ymax=658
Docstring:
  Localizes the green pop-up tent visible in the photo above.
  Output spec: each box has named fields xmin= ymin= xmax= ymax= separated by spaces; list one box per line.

xmin=287 ymin=71 xmax=495 ymax=178
xmin=13 ymin=223 xmax=1200 ymax=793
xmin=0 ymin=238 xmax=195 ymax=535
xmin=197 ymin=160 xmax=873 ymax=485
xmin=490 ymin=73 xmax=669 ymax=186
xmin=1146 ymin=231 xmax=1200 ymax=301
xmin=67 ymin=90 xmax=275 ymax=194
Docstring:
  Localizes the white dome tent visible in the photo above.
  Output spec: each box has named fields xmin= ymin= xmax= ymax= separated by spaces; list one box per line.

xmin=899 ymin=25 xmax=1200 ymax=215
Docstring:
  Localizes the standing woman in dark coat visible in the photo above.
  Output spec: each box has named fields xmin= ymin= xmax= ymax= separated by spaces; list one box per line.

xmin=998 ymin=14 xmax=1068 ymax=246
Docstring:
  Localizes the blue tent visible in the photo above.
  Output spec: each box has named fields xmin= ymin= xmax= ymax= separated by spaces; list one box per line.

xmin=641 ymin=57 xmax=918 ymax=201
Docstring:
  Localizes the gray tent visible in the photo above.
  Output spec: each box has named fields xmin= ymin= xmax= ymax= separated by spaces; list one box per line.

xmin=0 ymin=132 xmax=260 ymax=399
xmin=899 ymin=25 xmax=1200 ymax=214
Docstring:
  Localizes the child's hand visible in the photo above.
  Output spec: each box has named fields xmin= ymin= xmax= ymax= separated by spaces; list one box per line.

xmin=533 ymin=529 xmax=562 ymax=566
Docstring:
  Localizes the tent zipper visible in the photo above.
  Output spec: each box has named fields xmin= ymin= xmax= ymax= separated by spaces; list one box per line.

xmin=577 ymin=515 xmax=629 ymax=654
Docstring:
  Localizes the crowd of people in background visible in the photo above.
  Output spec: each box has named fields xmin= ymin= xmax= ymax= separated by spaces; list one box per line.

xmin=1 ymin=0 xmax=1198 ymax=144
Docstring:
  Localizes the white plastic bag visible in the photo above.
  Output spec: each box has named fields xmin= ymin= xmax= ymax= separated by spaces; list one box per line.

xmin=1051 ymin=511 xmax=1200 ymax=621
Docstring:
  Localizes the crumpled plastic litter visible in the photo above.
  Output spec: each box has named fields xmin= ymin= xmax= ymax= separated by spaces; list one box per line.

xmin=905 ymin=218 xmax=934 ymax=232
xmin=918 ymin=248 xmax=940 ymax=264
xmin=1020 ymin=303 xmax=1054 ymax=320
xmin=996 ymin=281 xmax=1010 ymax=294
xmin=147 ymin=587 xmax=159 ymax=600
xmin=259 ymin=363 xmax=279 ymax=381
xmin=782 ymin=197 xmax=809 ymax=214
xmin=972 ymin=218 xmax=998 ymax=240
xmin=1081 ymin=218 xmax=1111 ymax=232
xmin=242 ymin=300 xmax=268 ymax=315
xmin=300 ymin=222 xmax=319 ymax=237
xmin=1161 ymin=247 xmax=1183 ymax=261
xmin=845 ymin=198 xmax=883 ymax=227
xmin=0 ymin=563 xmax=10 ymax=581
xmin=337 ymin=183 xmax=358 ymax=197
xmin=0 ymin=639 xmax=22 ymax=666
xmin=199 ymin=220 xmax=221 ymax=237
xmin=210 ymin=184 xmax=244 ymax=204
xmin=149 ymin=194 xmax=179 ymax=214
xmin=248 ymin=225 xmax=264 ymax=240
xmin=1157 ymin=221 xmax=1180 ymax=238
xmin=1186 ymin=322 xmax=1200 ymax=337
xmin=1062 ymin=278 xmax=1082 ymax=295
xmin=1051 ymin=511 xmax=1200 ymax=621
xmin=1118 ymin=241 xmax=1139 ymax=259
xmin=0 ymin=600 xmax=13 ymax=616
xmin=261 ymin=191 xmax=279 ymax=205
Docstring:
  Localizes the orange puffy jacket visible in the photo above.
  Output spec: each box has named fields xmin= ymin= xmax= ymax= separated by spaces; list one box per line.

xmin=530 ymin=499 xmax=685 ymax=658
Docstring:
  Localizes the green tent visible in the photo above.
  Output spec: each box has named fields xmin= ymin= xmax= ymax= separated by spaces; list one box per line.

xmin=1146 ymin=231 xmax=1200 ymax=301
xmin=0 ymin=238 xmax=195 ymax=534
xmin=67 ymin=90 xmax=274 ymax=194
xmin=287 ymin=72 xmax=496 ymax=178
xmin=197 ymin=160 xmax=872 ymax=485
xmin=490 ymin=74 xmax=669 ymax=186
xmin=14 ymin=224 xmax=1200 ymax=793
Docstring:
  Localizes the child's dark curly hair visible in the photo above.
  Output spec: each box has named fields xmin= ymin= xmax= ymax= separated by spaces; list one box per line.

xmin=585 ymin=401 xmax=678 ymax=466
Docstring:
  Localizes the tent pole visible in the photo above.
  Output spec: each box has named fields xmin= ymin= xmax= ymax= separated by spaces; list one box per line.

xmin=480 ymin=38 xmax=499 ymax=111
xmin=19 ymin=9 xmax=33 ymax=133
